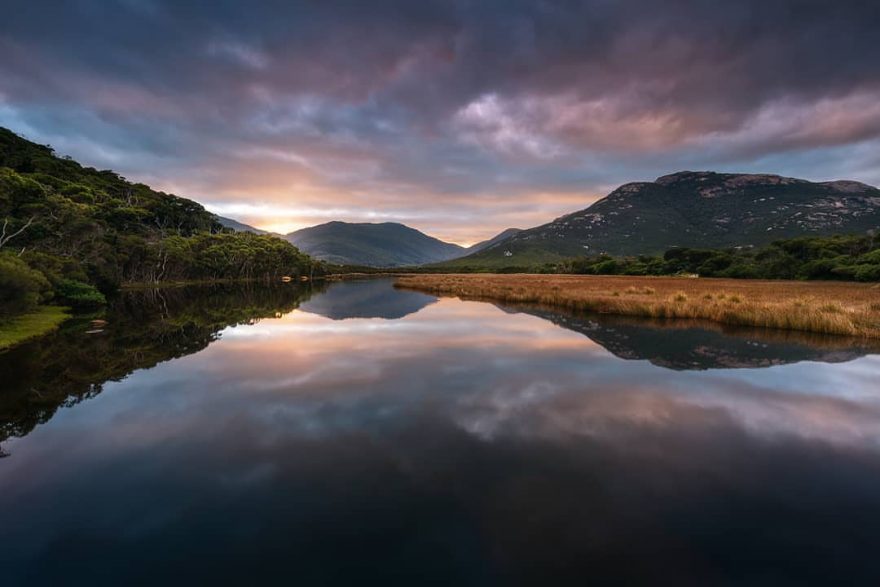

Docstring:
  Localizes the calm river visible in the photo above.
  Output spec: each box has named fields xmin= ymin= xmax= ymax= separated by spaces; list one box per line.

xmin=2 ymin=279 xmax=880 ymax=585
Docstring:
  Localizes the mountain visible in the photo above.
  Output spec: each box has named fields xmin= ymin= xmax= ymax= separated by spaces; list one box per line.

xmin=216 ymin=215 xmax=268 ymax=235
xmin=512 ymin=306 xmax=880 ymax=371
xmin=285 ymin=221 xmax=467 ymax=267
xmin=466 ymin=228 xmax=522 ymax=254
xmin=446 ymin=171 xmax=880 ymax=267
xmin=299 ymin=279 xmax=436 ymax=320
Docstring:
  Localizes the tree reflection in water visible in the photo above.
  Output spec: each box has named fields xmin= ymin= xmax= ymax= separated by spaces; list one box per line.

xmin=0 ymin=283 xmax=322 ymax=447
xmin=2 ymin=278 xmax=878 ymax=452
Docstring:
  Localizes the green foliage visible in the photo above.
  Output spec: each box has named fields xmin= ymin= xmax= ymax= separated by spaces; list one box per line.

xmin=124 ymin=231 xmax=323 ymax=283
xmin=0 ymin=306 xmax=68 ymax=351
xmin=0 ymin=253 xmax=51 ymax=316
xmin=0 ymin=127 xmax=324 ymax=314
xmin=854 ymin=264 xmax=880 ymax=282
xmin=559 ymin=234 xmax=880 ymax=282
xmin=54 ymin=279 xmax=107 ymax=308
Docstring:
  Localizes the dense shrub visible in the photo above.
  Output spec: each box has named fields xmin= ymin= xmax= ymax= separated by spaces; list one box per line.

xmin=0 ymin=254 xmax=51 ymax=316
xmin=53 ymin=279 xmax=107 ymax=308
xmin=560 ymin=234 xmax=880 ymax=282
xmin=854 ymin=264 xmax=880 ymax=282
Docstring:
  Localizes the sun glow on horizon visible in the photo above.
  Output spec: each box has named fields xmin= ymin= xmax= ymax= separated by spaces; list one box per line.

xmin=256 ymin=221 xmax=311 ymax=235
xmin=205 ymin=202 xmax=511 ymax=246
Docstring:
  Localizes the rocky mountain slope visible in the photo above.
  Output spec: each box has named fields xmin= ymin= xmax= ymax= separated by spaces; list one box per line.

xmin=466 ymin=228 xmax=523 ymax=255
xmin=448 ymin=171 xmax=880 ymax=266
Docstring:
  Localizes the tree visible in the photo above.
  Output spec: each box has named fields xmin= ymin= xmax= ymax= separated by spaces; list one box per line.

xmin=0 ymin=216 xmax=34 ymax=249
xmin=0 ymin=253 xmax=51 ymax=316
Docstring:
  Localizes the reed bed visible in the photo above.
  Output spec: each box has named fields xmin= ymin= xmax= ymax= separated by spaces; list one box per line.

xmin=395 ymin=274 xmax=880 ymax=338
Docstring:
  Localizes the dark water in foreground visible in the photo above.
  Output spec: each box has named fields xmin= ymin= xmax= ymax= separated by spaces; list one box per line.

xmin=2 ymin=279 xmax=880 ymax=585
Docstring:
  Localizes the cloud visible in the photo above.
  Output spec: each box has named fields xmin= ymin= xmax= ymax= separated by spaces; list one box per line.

xmin=1 ymin=0 xmax=878 ymax=242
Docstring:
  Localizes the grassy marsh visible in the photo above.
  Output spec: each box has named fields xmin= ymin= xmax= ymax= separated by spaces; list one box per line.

xmin=396 ymin=274 xmax=880 ymax=338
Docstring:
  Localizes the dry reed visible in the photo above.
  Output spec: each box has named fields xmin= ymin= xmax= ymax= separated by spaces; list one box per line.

xmin=395 ymin=274 xmax=880 ymax=338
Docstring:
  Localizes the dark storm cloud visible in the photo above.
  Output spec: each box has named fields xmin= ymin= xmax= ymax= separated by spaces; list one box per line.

xmin=1 ymin=0 xmax=878 ymax=241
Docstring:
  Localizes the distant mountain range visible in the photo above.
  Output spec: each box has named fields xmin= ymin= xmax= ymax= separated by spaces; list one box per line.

xmin=299 ymin=279 xmax=436 ymax=319
xmin=282 ymin=221 xmax=463 ymax=267
xmin=217 ymin=171 xmax=879 ymax=268
xmin=216 ymin=216 xmax=269 ymax=235
xmin=216 ymin=217 xmax=522 ymax=267
xmin=442 ymin=171 xmax=880 ymax=267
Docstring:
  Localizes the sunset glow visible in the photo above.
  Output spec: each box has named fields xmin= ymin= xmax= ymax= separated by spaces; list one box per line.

xmin=2 ymin=1 xmax=878 ymax=242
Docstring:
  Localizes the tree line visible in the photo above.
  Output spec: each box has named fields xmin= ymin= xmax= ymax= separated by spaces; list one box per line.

xmin=0 ymin=128 xmax=323 ymax=317
xmin=560 ymin=234 xmax=880 ymax=281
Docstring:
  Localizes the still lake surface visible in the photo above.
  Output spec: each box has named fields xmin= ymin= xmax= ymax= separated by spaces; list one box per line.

xmin=2 ymin=278 xmax=880 ymax=585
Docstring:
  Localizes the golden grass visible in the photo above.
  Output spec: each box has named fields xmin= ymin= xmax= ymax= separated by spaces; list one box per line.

xmin=396 ymin=274 xmax=880 ymax=338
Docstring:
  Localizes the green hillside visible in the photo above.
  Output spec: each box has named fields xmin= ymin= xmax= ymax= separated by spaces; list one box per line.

xmin=0 ymin=127 xmax=320 ymax=322
xmin=444 ymin=171 xmax=880 ymax=268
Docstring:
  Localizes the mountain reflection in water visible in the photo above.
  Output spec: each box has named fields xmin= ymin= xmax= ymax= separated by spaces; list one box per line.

xmin=299 ymin=278 xmax=436 ymax=320
xmin=507 ymin=305 xmax=880 ymax=370
xmin=1 ymin=279 xmax=880 ymax=585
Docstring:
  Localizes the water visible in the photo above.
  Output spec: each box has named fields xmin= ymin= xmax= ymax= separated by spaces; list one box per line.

xmin=2 ymin=279 xmax=880 ymax=585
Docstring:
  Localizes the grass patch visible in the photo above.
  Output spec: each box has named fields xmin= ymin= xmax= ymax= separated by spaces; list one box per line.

xmin=0 ymin=306 xmax=70 ymax=351
xmin=626 ymin=286 xmax=656 ymax=295
xmin=395 ymin=274 xmax=880 ymax=338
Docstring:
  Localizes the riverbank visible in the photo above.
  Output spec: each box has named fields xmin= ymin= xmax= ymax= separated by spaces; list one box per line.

xmin=120 ymin=276 xmax=324 ymax=289
xmin=0 ymin=306 xmax=70 ymax=351
xmin=325 ymin=272 xmax=405 ymax=281
xmin=396 ymin=274 xmax=880 ymax=338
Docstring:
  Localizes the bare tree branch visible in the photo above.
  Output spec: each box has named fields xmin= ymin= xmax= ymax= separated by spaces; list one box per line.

xmin=0 ymin=216 xmax=36 ymax=249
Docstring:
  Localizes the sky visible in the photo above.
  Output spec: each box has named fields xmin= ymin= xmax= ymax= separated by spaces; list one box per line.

xmin=1 ymin=1 xmax=879 ymax=245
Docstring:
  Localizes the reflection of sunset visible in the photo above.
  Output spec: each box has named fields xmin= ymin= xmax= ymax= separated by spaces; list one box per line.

xmin=3 ymin=281 xmax=880 ymax=584
xmin=174 ymin=293 xmax=880 ymax=450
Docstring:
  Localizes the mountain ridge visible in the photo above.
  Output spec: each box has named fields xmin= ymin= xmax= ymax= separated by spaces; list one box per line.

xmin=215 ymin=216 xmax=269 ymax=235
xmin=284 ymin=221 xmax=466 ymax=267
xmin=467 ymin=228 xmax=523 ymax=254
xmin=214 ymin=217 xmax=523 ymax=267
xmin=443 ymin=171 xmax=880 ymax=267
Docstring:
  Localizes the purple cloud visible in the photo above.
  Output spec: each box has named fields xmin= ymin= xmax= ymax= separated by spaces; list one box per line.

xmin=1 ymin=0 xmax=878 ymax=243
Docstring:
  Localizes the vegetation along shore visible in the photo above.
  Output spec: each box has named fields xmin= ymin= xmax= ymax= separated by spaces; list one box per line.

xmin=0 ymin=305 xmax=69 ymax=351
xmin=396 ymin=274 xmax=880 ymax=338
xmin=0 ymin=128 xmax=324 ymax=350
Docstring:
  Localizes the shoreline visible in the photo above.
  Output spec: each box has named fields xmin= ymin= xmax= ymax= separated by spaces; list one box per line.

xmin=120 ymin=276 xmax=326 ymax=290
xmin=396 ymin=274 xmax=880 ymax=339
xmin=0 ymin=306 xmax=71 ymax=352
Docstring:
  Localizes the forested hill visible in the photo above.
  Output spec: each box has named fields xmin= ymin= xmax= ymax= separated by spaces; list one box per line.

xmin=0 ymin=127 xmax=320 ymax=315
